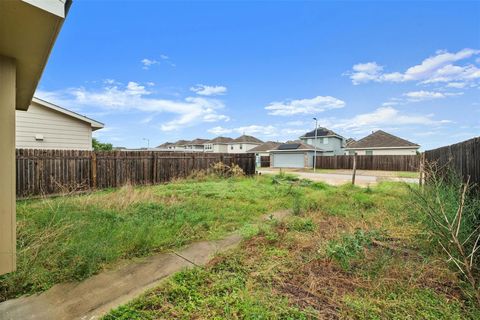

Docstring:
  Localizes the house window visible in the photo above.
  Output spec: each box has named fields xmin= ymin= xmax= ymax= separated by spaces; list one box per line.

xmin=366 ymin=150 xmax=373 ymax=155
xmin=349 ymin=150 xmax=355 ymax=155
xmin=240 ymin=145 xmax=243 ymax=149
xmin=231 ymin=146 xmax=233 ymax=150
xmin=323 ymin=137 xmax=328 ymax=144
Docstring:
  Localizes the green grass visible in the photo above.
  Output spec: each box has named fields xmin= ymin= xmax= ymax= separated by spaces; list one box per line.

xmin=104 ymin=181 xmax=479 ymax=319
xmin=0 ymin=175 xmax=314 ymax=301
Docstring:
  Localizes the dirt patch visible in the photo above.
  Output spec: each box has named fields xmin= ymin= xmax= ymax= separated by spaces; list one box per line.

xmin=273 ymin=260 xmax=362 ymax=319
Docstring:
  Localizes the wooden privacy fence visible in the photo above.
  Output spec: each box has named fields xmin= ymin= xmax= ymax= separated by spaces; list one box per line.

xmin=315 ymin=155 xmax=420 ymax=172
xmin=16 ymin=149 xmax=256 ymax=197
xmin=424 ymin=137 xmax=480 ymax=187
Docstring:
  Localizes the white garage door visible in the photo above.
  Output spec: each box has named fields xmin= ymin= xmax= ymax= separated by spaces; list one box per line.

xmin=273 ymin=153 xmax=304 ymax=168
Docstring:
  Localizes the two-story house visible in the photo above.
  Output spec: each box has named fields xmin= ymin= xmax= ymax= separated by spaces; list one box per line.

xmin=299 ymin=127 xmax=345 ymax=156
xmin=185 ymin=138 xmax=208 ymax=151
xmin=203 ymin=136 xmax=234 ymax=153
xmin=227 ymin=135 xmax=263 ymax=153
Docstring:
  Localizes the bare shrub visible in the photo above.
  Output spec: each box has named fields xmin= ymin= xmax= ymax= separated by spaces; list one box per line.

xmin=210 ymin=162 xmax=245 ymax=178
xmin=411 ymin=162 xmax=480 ymax=306
xmin=229 ymin=164 xmax=245 ymax=177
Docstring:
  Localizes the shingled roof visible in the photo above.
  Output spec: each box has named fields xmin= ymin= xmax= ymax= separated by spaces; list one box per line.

xmin=156 ymin=142 xmax=174 ymax=148
xmin=232 ymin=134 xmax=263 ymax=144
xmin=272 ymin=140 xmax=320 ymax=151
xmin=248 ymin=141 xmax=282 ymax=152
xmin=347 ymin=130 xmax=419 ymax=149
xmin=205 ymin=136 xmax=234 ymax=144
xmin=300 ymin=127 xmax=343 ymax=139
xmin=173 ymin=139 xmax=191 ymax=146
xmin=188 ymin=138 xmax=209 ymax=145
xmin=345 ymin=138 xmax=356 ymax=147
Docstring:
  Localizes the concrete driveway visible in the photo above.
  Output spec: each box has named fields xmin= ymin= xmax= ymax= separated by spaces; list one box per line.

xmin=258 ymin=169 xmax=417 ymax=187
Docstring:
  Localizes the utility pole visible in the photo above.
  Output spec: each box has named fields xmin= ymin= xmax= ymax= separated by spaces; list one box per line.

xmin=143 ymin=138 xmax=150 ymax=149
xmin=313 ymin=117 xmax=318 ymax=172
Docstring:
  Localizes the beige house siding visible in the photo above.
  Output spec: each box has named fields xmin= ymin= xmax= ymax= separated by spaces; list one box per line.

xmin=227 ymin=143 xmax=260 ymax=153
xmin=204 ymin=143 xmax=228 ymax=153
xmin=16 ymin=101 xmax=93 ymax=150
xmin=348 ymin=148 xmax=418 ymax=156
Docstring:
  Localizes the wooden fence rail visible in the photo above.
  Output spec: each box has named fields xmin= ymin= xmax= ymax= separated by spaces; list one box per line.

xmin=424 ymin=137 xmax=480 ymax=187
xmin=16 ymin=149 xmax=256 ymax=198
xmin=315 ymin=155 xmax=420 ymax=172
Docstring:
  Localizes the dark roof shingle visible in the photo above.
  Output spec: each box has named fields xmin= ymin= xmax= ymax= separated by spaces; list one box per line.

xmin=300 ymin=127 xmax=343 ymax=138
xmin=189 ymin=138 xmax=209 ymax=145
xmin=348 ymin=130 xmax=419 ymax=149
xmin=272 ymin=140 xmax=320 ymax=151
xmin=232 ymin=134 xmax=263 ymax=144
xmin=205 ymin=136 xmax=234 ymax=144
xmin=248 ymin=141 xmax=282 ymax=152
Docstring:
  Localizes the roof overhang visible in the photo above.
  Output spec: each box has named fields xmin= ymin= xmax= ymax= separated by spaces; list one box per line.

xmin=269 ymin=149 xmax=317 ymax=153
xmin=31 ymin=97 xmax=104 ymax=130
xmin=0 ymin=0 xmax=71 ymax=111
xmin=345 ymin=146 xmax=420 ymax=150
xmin=299 ymin=134 xmax=344 ymax=140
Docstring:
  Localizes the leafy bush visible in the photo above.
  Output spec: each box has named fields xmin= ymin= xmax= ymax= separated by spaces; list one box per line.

xmin=326 ymin=229 xmax=380 ymax=271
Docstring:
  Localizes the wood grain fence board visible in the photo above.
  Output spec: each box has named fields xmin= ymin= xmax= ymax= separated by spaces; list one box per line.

xmin=424 ymin=137 xmax=480 ymax=188
xmin=314 ymin=155 xmax=420 ymax=172
xmin=16 ymin=149 xmax=256 ymax=197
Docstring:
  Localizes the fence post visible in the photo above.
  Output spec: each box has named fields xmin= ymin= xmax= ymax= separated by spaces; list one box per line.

xmin=352 ymin=153 xmax=357 ymax=185
xmin=91 ymin=152 xmax=97 ymax=189
xmin=419 ymin=152 xmax=425 ymax=187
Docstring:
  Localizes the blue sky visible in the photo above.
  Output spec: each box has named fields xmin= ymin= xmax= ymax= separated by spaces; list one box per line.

xmin=37 ymin=1 xmax=480 ymax=149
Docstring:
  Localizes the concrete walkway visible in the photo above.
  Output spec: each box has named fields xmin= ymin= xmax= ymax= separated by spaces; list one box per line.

xmin=0 ymin=210 xmax=290 ymax=320
xmin=259 ymin=169 xmax=417 ymax=187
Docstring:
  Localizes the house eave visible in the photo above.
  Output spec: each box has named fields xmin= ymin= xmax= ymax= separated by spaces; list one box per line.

xmin=32 ymin=97 xmax=105 ymax=130
xmin=0 ymin=0 xmax=72 ymax=111
xmin=345 ymin=146 xmax=420 ymax=150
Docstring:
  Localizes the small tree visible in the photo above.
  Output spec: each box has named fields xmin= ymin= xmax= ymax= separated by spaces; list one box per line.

xmin=92 ymin=138 xmax=113 ymax=151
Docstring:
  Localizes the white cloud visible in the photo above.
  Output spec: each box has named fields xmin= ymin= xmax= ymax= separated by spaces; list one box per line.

xmin=381 ymin=90 xmax=463 ymax=105
xmin=208 ymin=126 xmax=233 ymax=135
xmin=349 ymin=62 xmax=384 ymax=85
xmin=265 ymin=95 xmax=345 ymax=116
xmin=141 ymin=58 xmax=158 ymax=70
xmin=190 ymin=84 xmax=228 ymax=96
xmin=446 ymin=82 xmax=468 ymax=88
xmin=328 ymin=107 xmax=451 ymax=133
xmin=37 ymin=81 xmax=230 ymax=132
xmin=347 ymin=48 xmax=480 ymax=86
xmin=403 ymin=90 xmax=446 ymax=101
xmin=207 ymin=125 xmax=307 ymax=141
xmin=208 ymin=125 xmax=276 ymax=136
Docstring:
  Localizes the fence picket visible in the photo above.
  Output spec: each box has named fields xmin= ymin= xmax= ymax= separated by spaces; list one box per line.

xmin=16 ymin=149 xmax=255 ymax=197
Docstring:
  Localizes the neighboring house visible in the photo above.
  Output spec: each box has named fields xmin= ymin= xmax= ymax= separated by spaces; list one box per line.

xmin=156 ymin=142 xmax=174 ymax=149
xmin=186 ymin=138 xmax=209 ymax=151
xmin=269 ymin=140 xmax=318 ymax=168
xmin=171 ymin=139 xmax=191 ymax=150
xmin=299 ymin=127 xmax=345 ymax=156
xmin=345 ymin=138 xmax=356 ymax=147
xmin=228 ymin=135 xmax=263 ymax=153
xmin=16 ymin=97 xmax=104 ymax=150
xmin=345 ymin=130 xmax=420 ymax=155
xmin=248 ymin=141 xmax=282 ymax=166
xmin=204 ymin=136 xmax=234 ymax=153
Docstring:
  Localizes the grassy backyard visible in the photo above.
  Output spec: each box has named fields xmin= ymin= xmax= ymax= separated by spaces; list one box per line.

xmin=104 ymin=177 xmax=480 ymax=319
xmin=1 ymin=175 xmax=313 ymax=301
